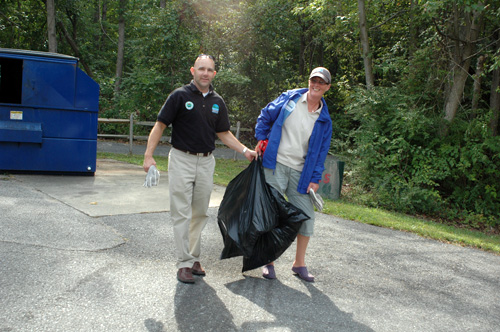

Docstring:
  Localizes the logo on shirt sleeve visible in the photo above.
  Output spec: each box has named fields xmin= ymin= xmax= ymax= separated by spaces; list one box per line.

xmin=212 ymin=104 xmax=220 ymax=114
xmin=185 ymin=101 xmax=194 ymax=110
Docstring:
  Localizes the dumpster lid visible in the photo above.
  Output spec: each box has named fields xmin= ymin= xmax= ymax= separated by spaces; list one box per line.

xmin=0 ymin=48 xmax=78 ymax=61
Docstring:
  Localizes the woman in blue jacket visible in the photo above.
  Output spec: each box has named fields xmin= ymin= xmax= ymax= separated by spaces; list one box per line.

xmin=254 ymin=67 xmax=333 ymax=282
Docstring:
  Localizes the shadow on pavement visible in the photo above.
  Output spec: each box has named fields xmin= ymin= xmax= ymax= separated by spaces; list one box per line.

xmin=174 ymin=278 xmax=237 ymax=332
xmin=224 ymin=277 xmax=374 ymax=332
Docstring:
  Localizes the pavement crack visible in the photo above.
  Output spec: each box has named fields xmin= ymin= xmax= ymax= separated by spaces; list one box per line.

xmin=0 ymin=239 xmax=127 ymax=252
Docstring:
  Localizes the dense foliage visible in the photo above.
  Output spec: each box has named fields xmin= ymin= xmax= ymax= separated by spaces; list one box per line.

xmin=1 ymin=0 xmax=499 ymax=228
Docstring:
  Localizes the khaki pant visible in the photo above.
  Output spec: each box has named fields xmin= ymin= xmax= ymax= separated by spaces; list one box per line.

xmin=168 ymin=148 xmax=215 ymax=269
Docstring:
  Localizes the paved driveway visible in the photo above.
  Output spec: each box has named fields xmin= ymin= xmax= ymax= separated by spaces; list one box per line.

xmin=1 ymin=159 xmax=499 ymax=332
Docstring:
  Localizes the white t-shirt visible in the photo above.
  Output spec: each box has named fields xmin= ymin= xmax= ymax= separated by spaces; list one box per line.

xmin=276 ymin=93 xmax=321 ymax=172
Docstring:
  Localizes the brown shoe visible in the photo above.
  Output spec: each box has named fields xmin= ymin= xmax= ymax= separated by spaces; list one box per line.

xmin=177 ymin=268 xmax=195 ymax=283
xmin=192 ymin=262 xmax=206 ymax=276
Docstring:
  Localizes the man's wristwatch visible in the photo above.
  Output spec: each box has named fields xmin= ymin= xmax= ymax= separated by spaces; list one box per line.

xmin=242 ymin=147 xmax=248 ymax=154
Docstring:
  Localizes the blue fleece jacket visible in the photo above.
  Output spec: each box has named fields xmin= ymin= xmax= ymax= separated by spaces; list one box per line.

xmin=255 ymin=88 xmax=333 ymax=194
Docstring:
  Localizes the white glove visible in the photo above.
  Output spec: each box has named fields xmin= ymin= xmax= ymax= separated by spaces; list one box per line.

xmin=309 ymin=189 xmax=324 ymax=211
xmin=143 ymin=165 xmax=160 ymax=188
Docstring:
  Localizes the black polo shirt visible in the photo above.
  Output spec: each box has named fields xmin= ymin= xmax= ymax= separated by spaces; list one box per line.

xmin=157 ymin=81 xmax=231 ymax=153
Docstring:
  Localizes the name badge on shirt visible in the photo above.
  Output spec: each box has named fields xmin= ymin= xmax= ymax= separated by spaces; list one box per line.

xmin=285 ymin=100 xmax=296 ymax=112
xmin=212 ymin=104 xmax=220 ymax=114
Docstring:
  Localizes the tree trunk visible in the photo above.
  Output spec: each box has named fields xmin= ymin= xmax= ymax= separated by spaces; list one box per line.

xmin=488 ymin=30 xmax=500 ymax=136
xmin=298 ymin=16 xmax=306 ymax=78
xmin=318 ymin=41 xmax=324 ymax=67
xmin=46 ymin=0 xmax=57 ymax=53
xmin=490 ymin=68 xmax=499 ymax=136
xmin=56 ymin=21 xmax=93 ymax=77
xmin=97 ymin=0 xmax=108 ymax=51
xmin=299 ymin=32 xmax=306 ymax=77
xmin=358 ymin=0 xmax=374 ymax=89
xmin=490 ymin=35 xmax=500 ymax=136
xmin=114 ymin=0 xmax=126 ymax=95
xmin=443 ymin=65 xmax=470 ymax=124
xmin=160 ymin=0 xmax=166 ymax=8
xmin=93 ymin=0 xmax=99 ymax=23
xmin=471 ymin=55 xmax=485 ymax=115
xmin=408 ymin=0 xmax=417 ymax=57
xmin=440 ymin=2 xmax=484 ymax=136
xmin=102 ymin=0 xmax=107 ymax=22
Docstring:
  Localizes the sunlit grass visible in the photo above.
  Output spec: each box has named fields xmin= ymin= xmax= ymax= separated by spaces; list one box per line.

xmin=323 ymin=200 xmax=500 ymax=253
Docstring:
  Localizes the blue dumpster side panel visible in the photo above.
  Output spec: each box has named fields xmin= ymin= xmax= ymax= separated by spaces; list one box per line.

xmin=75 ymin=68 xmax=99 ymax=111
xmin=0 ymin=49 xmax=99 ymax=174
xmin=0 ymin=121 xmax=42 ymax=143
xmin=0 ymin=138 xmax=97 ymax=173
xmin=0 ymin=106 xmax=98 ymax=140
xmin=22 ymin=59 xmax=76 ymax=109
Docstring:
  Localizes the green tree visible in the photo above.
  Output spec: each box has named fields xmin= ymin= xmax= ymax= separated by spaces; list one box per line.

xmin=1 ymin=0 xmax=498 ymax=226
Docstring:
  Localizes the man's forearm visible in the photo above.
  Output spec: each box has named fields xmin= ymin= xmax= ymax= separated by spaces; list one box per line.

xmin=217 ymin=131 xmax=257 ymax=161
xmin=145 ymin=122 xmax=166 ymax=157
xmin=217 ymin=131 xmax=245 ymax=153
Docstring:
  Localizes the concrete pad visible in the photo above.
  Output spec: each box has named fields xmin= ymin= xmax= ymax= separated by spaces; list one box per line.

xmin=12 ymin=159 xmax=226 ymax=217
xmin=0 ymin=178 xmax=125 ymax=251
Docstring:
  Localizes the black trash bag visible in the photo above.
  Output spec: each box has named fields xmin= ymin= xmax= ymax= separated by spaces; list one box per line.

xmin=218 ymin=158 xmax=276 ymax=259
xmin=240 ymin=185 xmax=312 ymax=271
xmin=217 ymin=158 xmax=310 ymax=272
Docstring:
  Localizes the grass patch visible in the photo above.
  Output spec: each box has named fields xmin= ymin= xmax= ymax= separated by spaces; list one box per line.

xmin=98 ymin=152 xmax=155 ymax=169
xmin=97 ymin=152 xmax=500 ymax=254
xmin=323 ymin=201 xmax=500 ymax=254
xmin=212 ymin=158 xmax=250 ymax=186
xmin=97 ymin=152 xmax=249 ymax=186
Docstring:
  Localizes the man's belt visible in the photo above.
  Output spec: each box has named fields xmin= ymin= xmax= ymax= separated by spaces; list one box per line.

xmin=174 ymin=147 xmax=212 ymax=157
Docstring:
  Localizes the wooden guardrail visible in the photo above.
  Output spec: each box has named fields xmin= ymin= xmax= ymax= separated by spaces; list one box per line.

xmin=98 ymin=114 xmax=252 ymax=158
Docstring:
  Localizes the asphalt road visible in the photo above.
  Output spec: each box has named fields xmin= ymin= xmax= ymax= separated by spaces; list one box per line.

xmin=1 ymin=141 xmax=499 ymax=331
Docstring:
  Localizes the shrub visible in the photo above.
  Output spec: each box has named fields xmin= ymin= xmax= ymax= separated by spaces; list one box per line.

xmin=345 ymin=87 xmax=500 ymax=229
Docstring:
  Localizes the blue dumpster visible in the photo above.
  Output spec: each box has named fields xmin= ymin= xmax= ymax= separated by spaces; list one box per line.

xmin=0 ymin=48 xmax=99 ymax=174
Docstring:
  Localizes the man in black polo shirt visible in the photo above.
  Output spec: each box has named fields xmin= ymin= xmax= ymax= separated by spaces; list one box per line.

xmin=143 ymin=54 xmax=257 ymax=284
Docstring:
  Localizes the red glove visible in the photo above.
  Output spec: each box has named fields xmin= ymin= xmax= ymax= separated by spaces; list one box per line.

xmin=259 ymin=139 xmax=268 ymax=154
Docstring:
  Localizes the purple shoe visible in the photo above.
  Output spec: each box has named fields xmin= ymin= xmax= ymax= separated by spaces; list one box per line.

xmin=262 ymin=264 xmax=276 ymax=279
xmin=292 ymin=266 xmax=314 ymax=282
